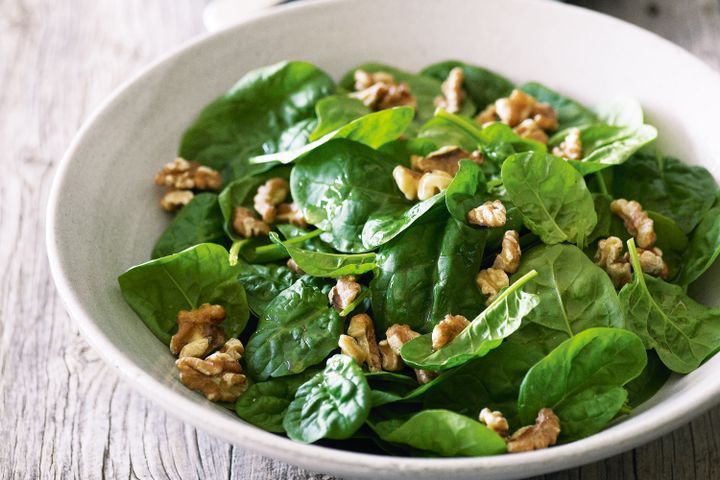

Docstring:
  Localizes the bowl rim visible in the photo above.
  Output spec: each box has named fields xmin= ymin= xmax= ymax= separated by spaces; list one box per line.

xmin=46 ymin=0 xmax=720 ymax=477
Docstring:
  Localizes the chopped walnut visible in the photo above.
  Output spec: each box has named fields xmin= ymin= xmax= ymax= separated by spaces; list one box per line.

xmin=378 ymin=339 xmax=403 ymax=372
xmin=493 ymin=230 xmax=522 ymax=274
xmin=160 ymin=190 xmax=195 ymax=212
xmin=467 ymin=200 xmax=506 ymax=227
xmin=385 ymin=324 xmax=437 ymax=384
xmin=175 ymin=339 xmax=248 ymax=402
xmin=514 ymin=119 xmax=549 ymax=144
xmin=328 ymin=275 xmax=362 ymax=311
xmin=339 ymin=335 xmax=366 ymax=365
xmin=393 ymin=165 xmax=423 ymax=200
xmin=476 ymin=104 xmax=499 ymax=126
xmin=431 ymin=314 xmax=470 ymax=350
xmin=411 ymin=145 xmax=479 ymax=176
xmin=417 ymin=170 xmax=453 ymax=201
xmin=276 ymin=202 xmax=307 ymax=228
xmin=595 ymin=236 xmax=632 ymax=289
xmin=476 ymin=267 xmax=509 ymax=304
xmin=507 ymin=408 xmax=561 ymax=453
xmin=232 ymin=207 xmax=271 ymax=238
xmin=434 ymin=67 xmax=465 ymax=114
xmin=479 ymin=408 xmax=510 ymax=437
xmin=286 ymin=258 xmax=305 ymax=274
xmin=253 ymin=178 xmax=289 ymax=223
xmin=628 ymin=246 xmax=669 ymax=279
xmin=343 ymin=313 xmax=382 ymax=372
xmin=350 ymin=70 xmax=417 ymax=111
xmin=610 ymin=199 xmax=656 ymax=248
xmin=154 ymin=157 xmax=222 ymax=191
xmin=552 ymin=128 xmax=583 ymax=160
xmin=170 ymin=303 xmax=226 ymax=358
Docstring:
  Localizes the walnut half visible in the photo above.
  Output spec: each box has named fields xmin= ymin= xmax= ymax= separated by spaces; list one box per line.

xmin=175 ymin=339 xmax=248 ymax=402
xmin=595 ymin=236 xmax=632 ymax=289
xmin=476 ymin=267 xmax=509 ymax=304
xmin=232 ymin=207 xmax=271 ymax=238
xmin=431 ymin=314 xmax=470 ymax=350
xmin=479 ymin=408 xmax=510 ymax=437
xmin=610 ymin=199 xmax=656 ymax=249
xmin=434 ymin=67 xmax=466 ymax=114
xmin=493 ymin=230 xmax=521 ymax=274
xmin=169 ymin=303 xmax=227 ymax=358
xmin=340 ymin=313 xmax=382 ymax=372
xmin=328 ymin=275 xmax=361 ymax=312
xmin=507 ymin=408 xmax=561 ymax=453
xmin=385 ymin=324 xmax=437 ymax=384
xmin=253 ymin=177 xmax=289 ymax=223
xmin=467 ymin=200 xmax=506 ymax=228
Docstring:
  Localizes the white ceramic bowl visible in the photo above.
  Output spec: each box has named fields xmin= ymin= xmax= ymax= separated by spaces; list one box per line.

xmin=47 ymin=0 xmax=720 ymax=478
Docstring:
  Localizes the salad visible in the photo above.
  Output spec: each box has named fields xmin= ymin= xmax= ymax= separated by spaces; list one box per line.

xmin=118 ymin=60 xmax=720 ymax=457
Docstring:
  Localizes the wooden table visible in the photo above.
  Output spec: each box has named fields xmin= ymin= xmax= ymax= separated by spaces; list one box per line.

xmin=2 ymin=0 xmax=719 ymax=478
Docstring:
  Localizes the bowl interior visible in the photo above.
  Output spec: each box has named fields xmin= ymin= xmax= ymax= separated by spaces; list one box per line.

xmin=47 ymin=0 xmax=720 ymax=478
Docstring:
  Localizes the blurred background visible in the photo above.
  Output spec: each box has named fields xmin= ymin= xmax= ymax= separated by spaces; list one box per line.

xmin=1 ymin=0 xmax=719 ymax=479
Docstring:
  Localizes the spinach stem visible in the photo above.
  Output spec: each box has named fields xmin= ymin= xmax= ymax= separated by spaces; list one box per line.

xmin=594 ymin=171 xmax=609 ymax=195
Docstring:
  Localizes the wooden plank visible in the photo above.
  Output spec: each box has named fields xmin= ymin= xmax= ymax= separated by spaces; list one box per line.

xmin=0 ymin=0 xmax=718 ymax=479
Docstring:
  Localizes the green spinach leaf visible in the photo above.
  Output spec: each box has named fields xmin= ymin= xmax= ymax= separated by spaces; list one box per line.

xmin=618 ymin=238 xmax=720 ymax=373
xmin=245 ymin=278 xmax=343 ymax=380
xmin=151 ymin=193 xmax=226 ymax=259
xmin=236 ymin=262 xmax=301 ymax=316
xmin=179 ymin=61 xmax=335 ymax=180
xmin=283 ymin=354 xmax=371 ymax=442
xmin=118 ymin=243 xmax=249 ymax=344
xmin=519 ymin=82 xmax=596 ymax=129
xmin=502 ymin=151 xmax=597 ymax=248
xmin=518 ymin=328 xmax=647 ymax=441
xmin=421 ymin=60 xmax=514 ymax=111
xmin=309 ymin=95 xmax=371 ymax=140
xmin=624 ymin=350 xmax=671 ymax=408
xmin=368 ymin=410 xmax=506 ymax=457
xmin=400 ymin=270 xmax=539 ymax=370
xmin=678 ymin=202 xmax=720 ymax=286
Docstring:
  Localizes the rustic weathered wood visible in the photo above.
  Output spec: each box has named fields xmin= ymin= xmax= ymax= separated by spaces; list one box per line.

xmin=0 ymin=0 xmax=718 ymax=478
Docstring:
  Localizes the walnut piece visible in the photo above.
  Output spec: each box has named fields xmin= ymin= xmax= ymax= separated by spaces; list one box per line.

xmin=431 ymin=314 xmax=470 ymax=350
xmin=507 ymin=408 xmax=561 ymax=453
xmin=232 ymin=207 xmax=271 ymax=238
xmin=276 ymin=202 xmax=307 ymax=228
xmin=170 ymin=303 xmax=226 ymax=358
xmin=160 ymin=190 xmax=195 ymax=212
xmin=339 ymin=335 xmax=366 ymax=365
xmin=154 ymin=157 xmax=222 ymax=191
xmin=417 ymin=170 xmax=453 ymax=201
xmin=286 ymin=258 xmax=304 ymax=274
xmin=476 ymin=90 xmax=557 ymax=143
xmin=552 ymin=128 xmax=583 ymax=160
xmin=513 ymin=118 xmax=548 ymax=144
xmin=493 ymin=230 xmax=522 ymax=274
xmin=479 ymin=407 xmax=510 ymax=437
xmin=253 ymin=178 xmax=289 ymax=223
xmin=610 ymin=199 xmax=656 ymax=248
xmin=343 ymin=313 xmax=382 ymax=372
xmin=175 ymin=339 xmax=248 ymax=402
xmin=350 ymin=70 xmax=417 ymax=111
xmin=476 ymin=267 xmax=509 ymax=304
xmin=595 ymin=236 xmax=632 ymax=289
xmin=328 ymin=275 xmax=361 ymax=311
xmin=628 ymin=246 xmax=669 ymax=279
xmin=385 ymin=324 xmax=437 ymax=384
xmin=392 ymin=165 xmax=423 ymax=200
xmin=411 ymin=145 xmax=483 ymax=177
xmin=476 ymin=104 xmax=499 ymax=126
xmin=378 ymin=339 xmax=403 ymax=372
xmin=467 ymin=200 xmax=506 ymax=227
xmin=434 ymin=67 xmax=465 ymax=114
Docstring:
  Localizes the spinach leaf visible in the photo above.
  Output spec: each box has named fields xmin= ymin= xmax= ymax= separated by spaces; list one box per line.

xmin=678 ymin=202 xmax=720 ymax=286
xmin=519 ymin=82 xmax=597 ymax=129
xmin=236 ymin=262 xmax=301 ymax=316
xmin=283 ymin=354 xmax=371 ymax=443
xmin=371 ymin=216 xmax=489 ymax=333
xmin=510 ymin=244 xmax=624 ymax=349
xmin=235 ymin=369 xmax=319 ymax=433
xmin=562 ymin=124 xmax=658 ymax=176
xmin=365 ymin=371 xmax=419 ymax=407
xmin=593 ymin=97 xmax=645 ymax=128
xmin=400 ymin=270 xmax=540 ymax=370
xmin=179 ymin=61 xmax=335 ymax=180
xmin=310 ymin=95 xmax=371 ymax=140
xmin=217 ymin=166 xmax=291 ymax=241
xmin=612 ymin=152 xmax=717 ymax=233
xmin=649 ymin=210 xmax=689 ymax=280
xmin=518 ymin=328 xmax=647 ymax=441
xmin=421 ymin=60 xmax=514 ymax=111
xmin=502 ymin=151 xmax=597 ymax=248
xmin=445 ymin=159 xmax=487 ymax=222
xmin=268 ymin=232 xmax=376 ymax=278
xmin=340 ymin=63 xmax=475 ymax=123
xmin=118 ymin=243 xmax=249 ymax=344
xmin=250 ymin=107 xmax=414 ymax=165
xmin=291 ymin=139 xmax=437 ymax=253
xmin=618 ymin=238 xmax=720 ymax=373
xmin=368 ymin=410 xmax=506 ymax=457
xmin=151 ymin=193 xmax=226 ymax=259
xmin=245 ymin=278 xmax=343 ymax=380
xmin=624 ymin=350 xmax=670 ymax=408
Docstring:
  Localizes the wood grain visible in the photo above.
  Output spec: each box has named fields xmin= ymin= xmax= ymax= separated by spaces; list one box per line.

xmin=0 ymin=0 xmax=718 ymax=478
